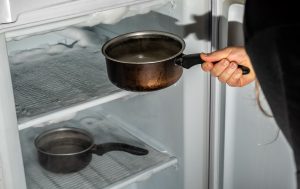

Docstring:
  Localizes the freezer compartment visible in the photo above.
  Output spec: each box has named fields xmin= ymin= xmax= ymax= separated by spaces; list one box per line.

xmin=19 ymin=107 xmax=177 ymax=189
xmin=7 ymin=11 xmax=183 ymax=127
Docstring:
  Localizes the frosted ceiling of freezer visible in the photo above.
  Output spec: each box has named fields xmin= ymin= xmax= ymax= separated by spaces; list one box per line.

xmin=0 ymin=0 xmax=169 ymax=26
xmin=1 ymin=0 xmax=73 ymax=23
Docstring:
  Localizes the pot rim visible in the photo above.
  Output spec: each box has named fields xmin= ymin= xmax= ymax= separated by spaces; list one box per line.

xmin=101 ymin=30 xmax=186 ymax=64
xmin=34 ymin=127 xmax=95 ymax=156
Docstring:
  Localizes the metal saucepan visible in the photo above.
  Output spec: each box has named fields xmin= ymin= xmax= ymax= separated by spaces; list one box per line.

xmin=102 ymin=31 xmax=250 ymax=91
xmin=34 ymin=127 xmax=148 ymax=173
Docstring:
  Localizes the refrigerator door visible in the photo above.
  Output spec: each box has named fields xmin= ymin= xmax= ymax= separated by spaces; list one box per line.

xmin=210 ymin=1 xmax=297 ymax=189
xmin=0 ymin=34 xmax=26 ymax=189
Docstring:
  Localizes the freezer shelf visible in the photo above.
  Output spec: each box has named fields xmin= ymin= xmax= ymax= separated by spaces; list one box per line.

xmin=9 ymin=45 xmax=134 ymax=125
xmin=19 ymin=108 xmax=177 ymax=189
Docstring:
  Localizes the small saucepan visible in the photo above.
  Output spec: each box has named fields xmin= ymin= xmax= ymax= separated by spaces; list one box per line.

xmin=102 ymin=31 xmax=250 ymax=91
xmin=34 ymin=127 xmax=148 ymax=173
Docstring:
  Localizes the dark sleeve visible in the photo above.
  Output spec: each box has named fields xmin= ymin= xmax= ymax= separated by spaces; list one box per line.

xmin=244 ymin=0 xmax=300 ymax=187
xmin=244 ymin=0 xmax=299 ymax=42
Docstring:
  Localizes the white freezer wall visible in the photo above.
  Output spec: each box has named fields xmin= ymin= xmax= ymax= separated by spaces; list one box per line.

xmin=221 ymin=4 xmax=296 ymax=189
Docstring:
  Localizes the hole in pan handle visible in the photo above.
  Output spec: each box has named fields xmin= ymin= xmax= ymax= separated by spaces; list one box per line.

xmin=91 ymin=143 xmax=149 ymax=156
xmin=175 ymin=53 xmax=250 ymax=75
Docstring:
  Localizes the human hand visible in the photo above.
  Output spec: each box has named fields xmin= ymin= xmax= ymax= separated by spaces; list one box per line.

xmin=200 ymin=47 xmax=256 ymax=87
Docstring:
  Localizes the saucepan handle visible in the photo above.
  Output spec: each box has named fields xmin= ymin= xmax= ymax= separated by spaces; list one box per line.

xmin=91 ymin=143 xmax=149 ymax=156
xmin=175 ymin=53 xmax=250 ymax=75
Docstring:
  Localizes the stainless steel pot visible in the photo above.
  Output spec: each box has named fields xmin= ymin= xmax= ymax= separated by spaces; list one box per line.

xmin=35 ymin=127 xmax=148 ymax=173
xmin=102 ymin=31 xmax=250 ymax=91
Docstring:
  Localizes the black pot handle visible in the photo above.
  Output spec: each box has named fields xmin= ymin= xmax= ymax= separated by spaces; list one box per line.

xmin=175 ymin=53 xmax=250 ymax=75
xmin=91 ymin=143 xmax=149 ymax=156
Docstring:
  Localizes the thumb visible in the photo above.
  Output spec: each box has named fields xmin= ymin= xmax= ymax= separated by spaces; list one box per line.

xmin=200 ymin=48 xmax=231 ymax=62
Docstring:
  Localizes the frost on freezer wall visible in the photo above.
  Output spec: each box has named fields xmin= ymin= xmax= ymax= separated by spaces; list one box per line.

xmin=55 ymin=28 xmax=105 ymax=48
xmin=9 ymin=44 xmax=72 ymax=63
xmin=6 ymin=0 xmax=170 ymax=41
xmin=76 ymin=0 xmax=169 ymax=27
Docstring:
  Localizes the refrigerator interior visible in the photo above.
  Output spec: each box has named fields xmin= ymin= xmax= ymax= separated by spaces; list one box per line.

xmin=0 ymin=0 xmax=211 ymax=188
xmin=218 ymin=3 xmax=296 ymax=189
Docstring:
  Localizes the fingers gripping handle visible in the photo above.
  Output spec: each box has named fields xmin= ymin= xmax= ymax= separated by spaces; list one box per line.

xmin=175 ymin=53 xmax=250 ymax=75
